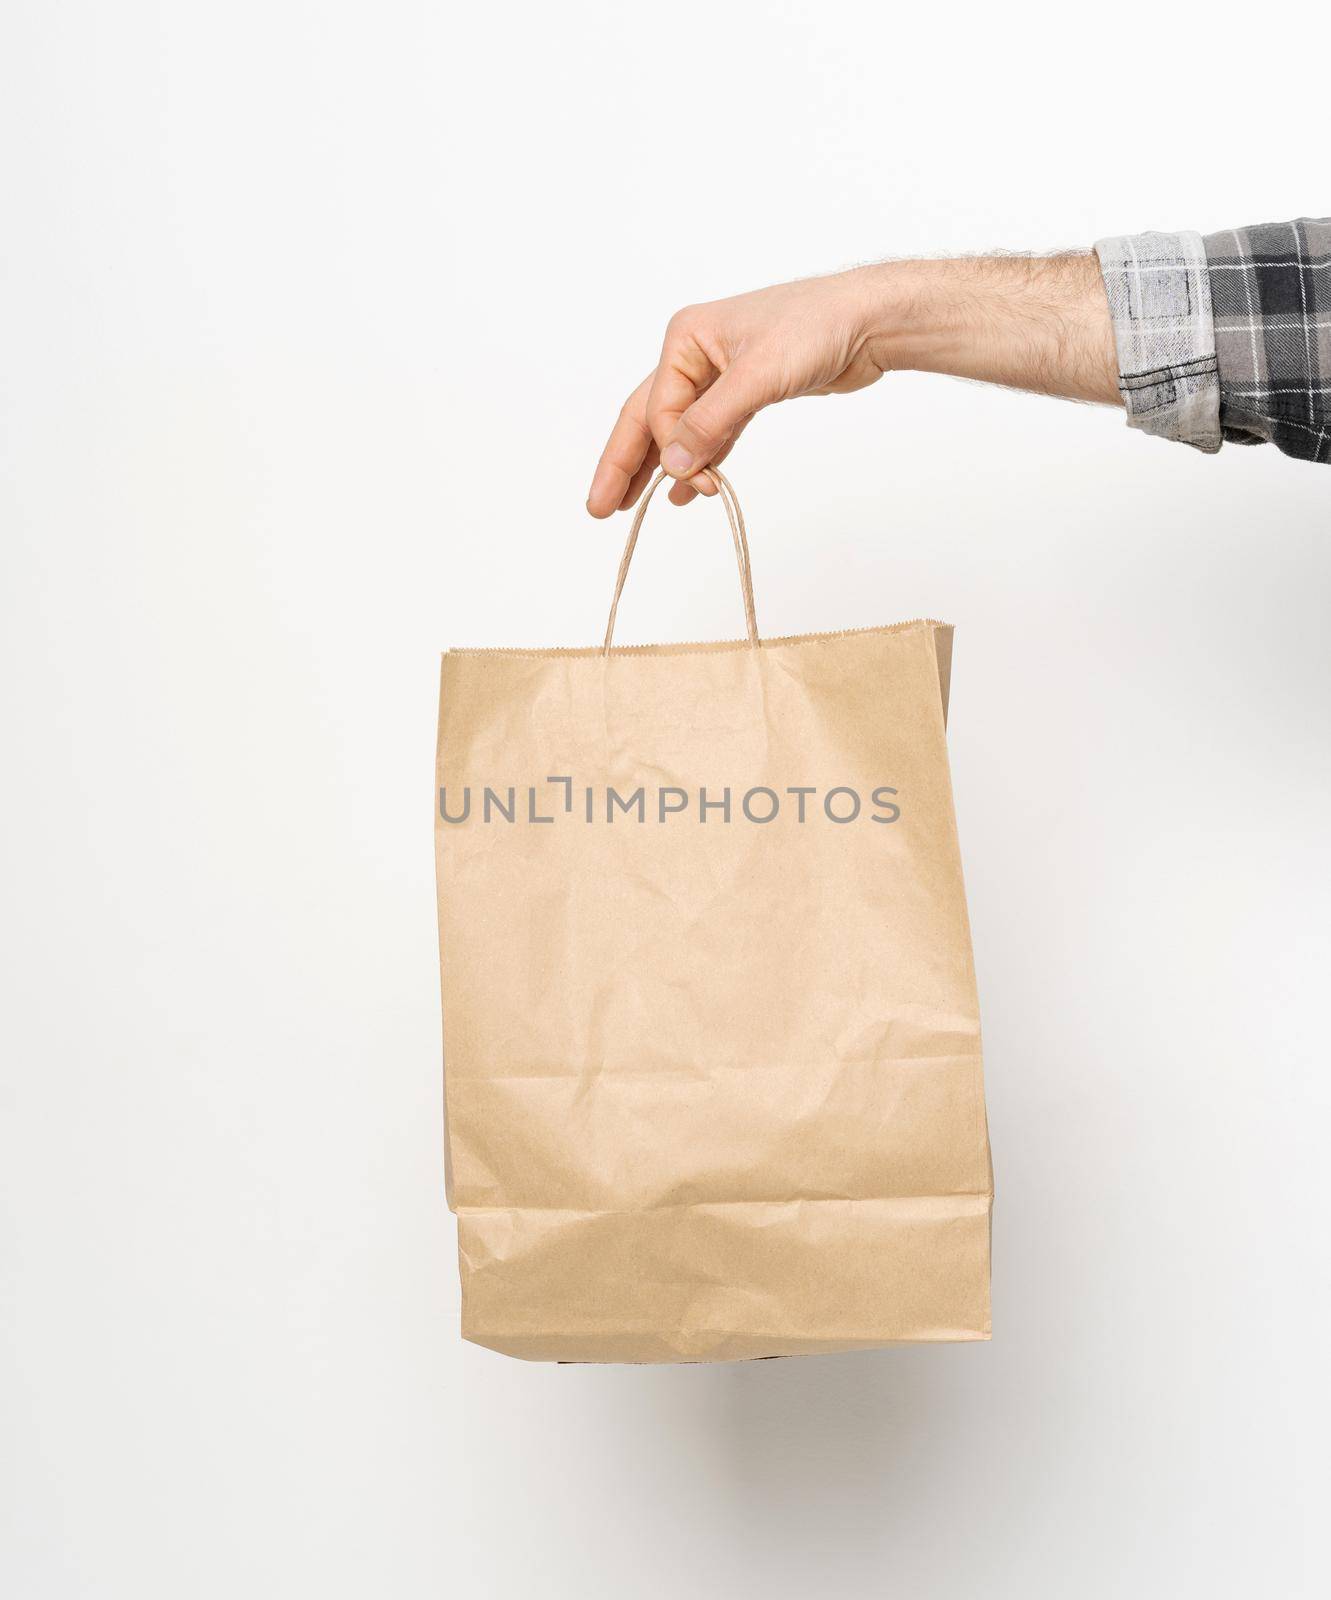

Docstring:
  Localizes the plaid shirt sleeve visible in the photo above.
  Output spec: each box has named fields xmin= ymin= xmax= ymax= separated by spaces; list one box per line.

xmin=1095 ymin=218 xmax=1331 ymax=464
xmin=1203 ymin=218 xmax=1331 ymax=463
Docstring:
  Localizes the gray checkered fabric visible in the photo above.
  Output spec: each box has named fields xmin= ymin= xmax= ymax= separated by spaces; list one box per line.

xmin=1096 ymin=217 xmax=1331 ymax=463
xmin=1202 ymin=217 xmax=1331 ymax=463
xmin=1095 ymin=231 xmax=1221 ymax=452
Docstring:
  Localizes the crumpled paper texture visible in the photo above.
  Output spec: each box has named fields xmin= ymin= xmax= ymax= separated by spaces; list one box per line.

xmin=436 ymin=621 xmax=992 ymax=1362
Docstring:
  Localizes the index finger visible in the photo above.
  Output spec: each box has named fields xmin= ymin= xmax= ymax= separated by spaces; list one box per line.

xmin=587 ymin=374 xmax=657 ymax=518
xmin=646 ymin=329 xmax=717 ymax=468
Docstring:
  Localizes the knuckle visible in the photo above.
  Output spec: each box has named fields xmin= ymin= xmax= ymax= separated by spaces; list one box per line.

xmin=683 ymin=405 xmax=722 ymax=444
xmin=616 ymin=398 xmax=649 ymax=435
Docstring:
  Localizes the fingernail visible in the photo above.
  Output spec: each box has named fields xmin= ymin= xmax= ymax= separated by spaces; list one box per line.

xmin=661 ymin=442 xmax=694 ymax=477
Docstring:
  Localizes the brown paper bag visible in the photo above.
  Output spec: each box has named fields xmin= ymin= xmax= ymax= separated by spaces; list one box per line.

xmin=435 ymin=470 xmax=992 ymax=1362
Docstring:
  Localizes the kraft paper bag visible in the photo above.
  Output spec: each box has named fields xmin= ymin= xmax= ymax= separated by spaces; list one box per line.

xmin=435 ymin=470 xmax=992 ymax=1362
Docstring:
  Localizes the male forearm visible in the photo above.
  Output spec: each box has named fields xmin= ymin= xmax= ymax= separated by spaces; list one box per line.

xmin=860 ymin=254 xmax=1121 ymax=405
xmin=588 ymin=250 xmax=1123 ymax=515
xmin=588 ymin=220 xmax=1329 ymax=517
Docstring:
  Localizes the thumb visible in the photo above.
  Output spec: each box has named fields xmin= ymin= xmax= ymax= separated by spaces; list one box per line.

xmin=658 ymin=361 xmax=773 ymax=479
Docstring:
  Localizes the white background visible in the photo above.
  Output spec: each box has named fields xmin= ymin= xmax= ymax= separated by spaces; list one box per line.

xmin=2 ymin=3 xmax=1329 ymax=1595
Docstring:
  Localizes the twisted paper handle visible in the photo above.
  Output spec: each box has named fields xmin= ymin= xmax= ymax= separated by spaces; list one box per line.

xmin=603 ymin=466 xmax=760 ymax=653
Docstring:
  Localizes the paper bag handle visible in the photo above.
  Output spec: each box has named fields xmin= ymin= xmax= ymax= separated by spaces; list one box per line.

xmin=603 ymin=466 xmax=760 ymax=653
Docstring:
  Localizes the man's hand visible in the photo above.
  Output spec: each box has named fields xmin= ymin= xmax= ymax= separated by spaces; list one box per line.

xmin=586 ymin=254 xmax=1120 ymax=516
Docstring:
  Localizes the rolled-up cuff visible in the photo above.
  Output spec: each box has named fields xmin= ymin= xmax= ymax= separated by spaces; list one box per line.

xmin=1094 ymin=230 xmax=1222 ymax=453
